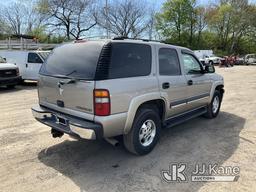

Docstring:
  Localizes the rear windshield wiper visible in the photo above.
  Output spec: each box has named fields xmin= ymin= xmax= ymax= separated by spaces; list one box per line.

xmin=65 ymin=70 xmax=77 ymax=77
xmin=52 ymin=72 xmax=78 ymax=85
xmin=47 ymin=70 xmax=92 ymax=84
xmin=60 ymin=70 xmax=79 ymax=84
xmin=59 ymin=78 xmax=77 ymax=85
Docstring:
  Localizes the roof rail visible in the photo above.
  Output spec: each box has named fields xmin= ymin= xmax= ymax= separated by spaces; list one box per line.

xmin=112 ymin=36 xmax=166 ymax=43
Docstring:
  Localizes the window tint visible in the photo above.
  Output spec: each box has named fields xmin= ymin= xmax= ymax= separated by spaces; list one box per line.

xmin=40 ymin=41 xmax=104 ymax=80
xmin=159 ymin=48 xmax=181 ymax=76
xmin=108 ymin=43 xmax=151 ymax=79
xmin=28 ymin=53 xmax=43 ymax=63
xmin=182 ymin=53 xmax=202 ymax=74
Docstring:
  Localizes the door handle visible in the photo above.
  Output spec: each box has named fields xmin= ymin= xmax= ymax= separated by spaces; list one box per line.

xmin=187 ymin=80 xmax=193 ymax=86
xmin=162 ymin=82 xmax=170 ymax=89
xmin=26 ymin=63 xmax=28 ymax=68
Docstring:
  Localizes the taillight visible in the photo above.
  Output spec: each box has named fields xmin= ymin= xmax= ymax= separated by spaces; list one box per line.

xmin=94 ymin=89 xmax=110 ymax=116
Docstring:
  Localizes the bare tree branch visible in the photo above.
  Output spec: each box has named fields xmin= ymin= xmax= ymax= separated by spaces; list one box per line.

xmin=38 ymin=0 xmax=97 ymax=40
xmin=97 ymin=0 xmax=150 ymax=38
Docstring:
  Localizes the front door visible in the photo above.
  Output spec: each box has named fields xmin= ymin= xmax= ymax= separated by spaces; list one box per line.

xmin=157 ymin=47 xmax=189 ymax=118
xmin=181 ymin=51 xmax=213 ymax=110
xmin=25 ymin=52 xmax=43 ymax=80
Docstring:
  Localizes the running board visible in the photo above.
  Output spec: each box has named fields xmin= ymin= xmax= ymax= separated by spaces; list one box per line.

xmin=164 ymin=107 xmax=207 ymax=128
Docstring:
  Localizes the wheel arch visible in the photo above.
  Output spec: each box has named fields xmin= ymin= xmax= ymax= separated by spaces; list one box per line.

xmin=210 ymin=82 xmax=224 ymax=102
xmin=215 ymin=84 xmax=224 ymax=99
xmin=124 ymin=93 xmax=166 ymax=134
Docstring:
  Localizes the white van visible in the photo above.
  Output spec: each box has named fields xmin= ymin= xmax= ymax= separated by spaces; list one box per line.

xmin=0 ymin=50 xmax=50 ymax=81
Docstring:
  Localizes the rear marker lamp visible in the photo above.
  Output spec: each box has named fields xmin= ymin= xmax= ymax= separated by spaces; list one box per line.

xmin=94 ymin=89 xmax=110 ymax=116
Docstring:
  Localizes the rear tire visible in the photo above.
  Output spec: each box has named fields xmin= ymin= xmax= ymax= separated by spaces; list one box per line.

xmin=204 ymin=90 xmax=222 ymax=118
xmin=123 ymin=108 xmax=161 ymax=155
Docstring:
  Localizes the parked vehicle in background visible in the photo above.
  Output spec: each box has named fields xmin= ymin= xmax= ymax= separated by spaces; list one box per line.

xmin=0 ymin=50 xmax=50 ymax=81
xmin=244 ymin=54 xmax=256 ymax=65
xmin=32 ymin=38 xmax=225 ymax=155
xmin=0 ymin=56 xmax=21 ymax=88
xmin=234 ymin=55 xmax=245 ymax=65
xmin=194 ymin=50 xmax=223 ymax=65
xmin=199 ymin=55 xmax=223 ymax=65
xmin=194 ymin=50 xmax=213 ymax=59
xmin=203 ymin=55 xmax=223 ymax=65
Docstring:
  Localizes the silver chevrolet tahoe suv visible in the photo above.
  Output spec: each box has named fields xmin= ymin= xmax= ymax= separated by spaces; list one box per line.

xmin=32 ymin=38 xmax=224 ymax=155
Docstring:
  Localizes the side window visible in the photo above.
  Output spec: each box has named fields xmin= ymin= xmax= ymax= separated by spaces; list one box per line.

xmin=182 ymin=53 xmax=202 ymax=74
xmin=108 ymin=43 xmax=151 ymax=79
xmin=159 ymin=48 xmax=181 ymax=76
xmin=28 ymin=53 xmax=43 ymax=63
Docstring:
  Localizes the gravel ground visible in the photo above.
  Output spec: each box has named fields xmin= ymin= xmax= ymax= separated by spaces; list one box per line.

xmin=0 ymin=66 xmax=256 ymax=192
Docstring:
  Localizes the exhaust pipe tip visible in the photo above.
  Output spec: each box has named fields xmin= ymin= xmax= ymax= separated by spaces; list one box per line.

xmin=105 ymin=138 xmax=119 ymax=147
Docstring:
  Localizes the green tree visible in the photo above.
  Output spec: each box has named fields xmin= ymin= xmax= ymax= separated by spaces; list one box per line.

xmin=207 ymin=0 xmax=255 ymax=53
xmin=194 ymin=6 xmax=208 ymax=48
xmin=156 ymin=0 xmax=256 ymax=54
xmin=156 ymin=0 xmax=197 ymax=47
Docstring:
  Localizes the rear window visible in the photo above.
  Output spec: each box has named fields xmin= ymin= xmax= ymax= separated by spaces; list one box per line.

xmin=40 ymin=42 xmax=104 ymax=80
xmin=28 ymin=53 xmax=43 ymax=63
xmin=108 ymin=43 xmax=152 ymax=79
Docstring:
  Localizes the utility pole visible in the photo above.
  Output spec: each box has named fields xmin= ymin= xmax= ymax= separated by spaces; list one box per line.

xmin=105 ymin=0 xmax=110 ymax=38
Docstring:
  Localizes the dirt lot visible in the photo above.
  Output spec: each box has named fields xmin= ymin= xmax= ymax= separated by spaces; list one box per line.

xmin=0 ymin=66 xmax=256 ymax=192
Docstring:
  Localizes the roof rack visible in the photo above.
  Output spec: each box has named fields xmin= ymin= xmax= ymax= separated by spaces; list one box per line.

xmin=112 ymin=36 xmax=166 ymax=43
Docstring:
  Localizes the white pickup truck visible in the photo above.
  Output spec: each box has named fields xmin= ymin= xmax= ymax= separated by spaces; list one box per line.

xmin=0 ymin=50 xmax=50 ymax=81
xmin=0 ymin=56 xmax=21 ymax=88
xmin=194 ymin=50 xmax=223 ymax=65
xmin=202 ymin=55 xmax=223 ymax=65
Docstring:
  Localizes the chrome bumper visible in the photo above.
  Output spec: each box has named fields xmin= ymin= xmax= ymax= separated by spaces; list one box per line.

xmin=31 ymin=105 xmax=103 ymax=140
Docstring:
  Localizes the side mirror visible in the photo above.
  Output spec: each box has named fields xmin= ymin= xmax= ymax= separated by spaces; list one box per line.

xmin=203 ymin=63 xmax=215 ymax=73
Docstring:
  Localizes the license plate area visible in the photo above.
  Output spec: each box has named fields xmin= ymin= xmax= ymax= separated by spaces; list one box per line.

xmin=53 ymin=114 xmax=68 ymax=126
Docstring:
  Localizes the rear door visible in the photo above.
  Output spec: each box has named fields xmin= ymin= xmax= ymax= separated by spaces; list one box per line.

xmin=26 ymin=52 xmax=43 ymax=80
xmin=38 ymin=41 xmax=105 ymax=120
xmin=157 ymin=46 xmax=189 ymax=118
xmin=181 ymin=51 xmax=212 ymax=110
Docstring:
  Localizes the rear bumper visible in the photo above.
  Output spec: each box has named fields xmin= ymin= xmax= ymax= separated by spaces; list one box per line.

xmin=31 ymin=105 xmax=103 ymax=140
xmin=0 ymin=76 xmax=21 ymax=86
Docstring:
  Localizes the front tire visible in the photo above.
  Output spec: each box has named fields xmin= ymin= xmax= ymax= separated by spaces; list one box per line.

xmin=123 ymin=108 xmax=161 ymax=155
xmin=204 ymin=90 xmax=222 ymax=118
